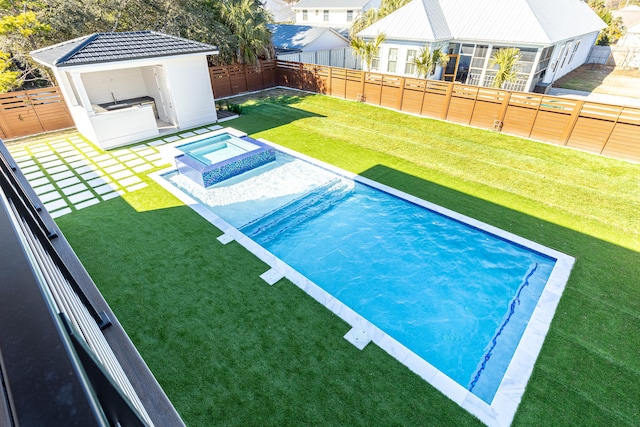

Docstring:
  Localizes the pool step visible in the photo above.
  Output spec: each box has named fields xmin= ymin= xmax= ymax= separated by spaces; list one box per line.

xmin=241 ymin=178 xmax=354 ymax=243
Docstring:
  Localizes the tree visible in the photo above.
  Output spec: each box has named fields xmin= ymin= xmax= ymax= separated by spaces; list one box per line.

xmin=588 ymin=0 xmax=626 ymax=45
xmin=488 ymin=47 xmax=520 ymax=89
xmin=412 ymin=46 xmax=449 ymax=79
xmin=350 ymin=0 xmax=410 ymax=37
xmin=219 ymin=0 xmax=273 ymax=64
xmin=350 ymin=33 xmax=385 ymax=71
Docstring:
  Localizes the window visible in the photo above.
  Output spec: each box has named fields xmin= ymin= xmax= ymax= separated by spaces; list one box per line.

xmin=552 ymin=43 xmax=566 ymax=72
xmin=560 ymin=41 xmax=572 ymax=68
xmin=387 ymin=48 xmax=398 ymax=73
xmin=302 ymin=9 xmax=307 ymax=20
xmin=568 ymin=40 xmax=581 ymax=64
xmin=324 ymin=10 xmax=329 ymax=21
xmin=347 ymin=10 xmax=353 ymax=21
xmin=405 ymin=49 xmax=417 ymax=75
xmin=371 ymin=49 xmax=381 ymax=71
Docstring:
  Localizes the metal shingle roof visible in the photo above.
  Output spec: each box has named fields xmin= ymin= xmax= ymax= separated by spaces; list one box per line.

xmin=292 ymin=0 xmax=372 ymax=10
xmin=357 ymin=0 xmax=605 ymax=45
xmin=31 ymin=31 xmax=218 ymax=67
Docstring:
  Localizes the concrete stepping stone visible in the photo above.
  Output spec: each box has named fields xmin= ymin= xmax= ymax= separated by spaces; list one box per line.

xmin=39 ymin=191 xmax=63 ymax=203
xmin=57 ymin=176 xmax=80 ymax=188
xmin=75 ymin=198 xmax=99 ymax=210
xmin=62 ymin=183 xmax=88 ymax=196
xmin=51 ymin=207 xmax=72 ymax=218
xmin=68 ymin=191 xmax=94 ymax=204
xmin=50 ymin=171 xmax=74 ymax=181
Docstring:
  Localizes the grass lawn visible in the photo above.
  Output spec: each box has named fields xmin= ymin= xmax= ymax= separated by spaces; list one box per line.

xmin=48 ymin=89 xmax=639 ymax=426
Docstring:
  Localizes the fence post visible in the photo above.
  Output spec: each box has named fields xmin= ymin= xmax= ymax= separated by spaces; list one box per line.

xmin=441 ymin=82 xmax=453 ymax=120
xmin=328 ymin=67 xmax=332 ymax=97
xmin=560 ymin=100 xmax=585 ymax=145
xmin=397 ymin=77 xmax=406 ymax=111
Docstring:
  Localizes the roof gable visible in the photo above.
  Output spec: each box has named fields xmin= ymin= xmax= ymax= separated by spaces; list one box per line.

xmin=358 ymin=0 xmax=451 ymax=41
xmin=31 ymin=31 xmax=218 ymax=67
xmin=358 ymin=0 xmax=605 ymax=45
xmin=269 ymin=24 xmax=348 ymax=50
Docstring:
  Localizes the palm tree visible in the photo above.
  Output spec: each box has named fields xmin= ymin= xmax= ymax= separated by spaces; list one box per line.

xmin=349 ymin=0 xmax=410 ymax=38
xmin=489 ymin=47 xmax=520 ymax=89
xmin=412 ymin=46 xmax=449 ymax=79
xmin=219 ymin=0 xmax=274 ymax=64
xmin=350 ymin=33 xmax=386 ymax=71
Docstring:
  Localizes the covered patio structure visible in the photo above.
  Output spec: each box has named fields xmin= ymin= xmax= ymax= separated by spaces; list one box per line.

xmin=32 ymin=31 xmax=219 ymax=149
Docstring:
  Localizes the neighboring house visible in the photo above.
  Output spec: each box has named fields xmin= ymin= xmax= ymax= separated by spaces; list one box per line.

xmin=31 ymin=31 xmax=218 ymax=150
xmin=357 ymin=0 xmax=606 ymax=92
xmin=263 ymin=0 xmax=296 ymax=23
xmin=292 ymin=0 xmax=381 ymax=32
xmin=614 ymin=5 xmax=640 ymax=46
xmin=270 ymin=24 xmax=351 ymax=54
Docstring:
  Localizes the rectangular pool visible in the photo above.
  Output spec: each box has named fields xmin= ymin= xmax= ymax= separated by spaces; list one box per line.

xmin=152 ymin=137 xmax=574 ymax=427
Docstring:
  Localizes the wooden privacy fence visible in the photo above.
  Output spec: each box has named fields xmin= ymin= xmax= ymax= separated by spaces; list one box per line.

xmin=209 ymin=60 xmax=278 ymax=99
xmin=0 ymin=87 xmax=74 ymax=140
xmin=275 ymin=61 xmax=640 ymax=162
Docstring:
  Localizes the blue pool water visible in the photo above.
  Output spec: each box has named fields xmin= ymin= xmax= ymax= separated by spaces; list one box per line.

xmin=163 ymin=152 xmax=557 ymax=404
xmin=176 ymin=133 xmax=259 ymax=165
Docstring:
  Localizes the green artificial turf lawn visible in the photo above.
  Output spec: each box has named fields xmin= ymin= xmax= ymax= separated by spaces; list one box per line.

xmin=55 ymin=89 xmax=639 ymax=426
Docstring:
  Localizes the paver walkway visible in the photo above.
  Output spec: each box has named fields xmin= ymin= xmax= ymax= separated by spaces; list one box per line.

xmin=8 ymin=126 xmax=221 ymax=218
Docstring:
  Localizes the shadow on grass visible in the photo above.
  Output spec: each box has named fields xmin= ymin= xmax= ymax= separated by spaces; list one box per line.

xmin=56 ymin=164 xmax=640 ymax=426
xmin=221 ymin=90 xmax=325 ymax=135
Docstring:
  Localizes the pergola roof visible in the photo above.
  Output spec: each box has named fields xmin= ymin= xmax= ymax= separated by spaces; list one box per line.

xmin=31 ymin=31 xmax=218 ymax=68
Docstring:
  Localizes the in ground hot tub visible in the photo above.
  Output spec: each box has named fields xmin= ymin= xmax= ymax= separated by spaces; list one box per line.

xmin=174 ymin=131 xmax=275 ymax=187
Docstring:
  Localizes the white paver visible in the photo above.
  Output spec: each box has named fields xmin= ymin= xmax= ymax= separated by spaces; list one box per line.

xmin=68 ymin=191 xmax=94 ymax=204
xmin=44 ymin=199 xmax=68 ymax=211
xmin=136 ymin=148 xmax=157 ymax=157
xmin=38 ymin=191 xmax=63 ymax=203
xmin=119 ymin=176 xmax=142 ymax=187
xmin=34 ymin=184 xmax=55 ymax=195
xmin=67 ymin=158 xmax=88 ymax=166
xmin=93 ymin=154 xmax=113 ymax=162
xmin=50 ymin=171 xmax=74 ymax=181
xmin=40 ymin=160 xmax=64 ymax=168
xmin=101 ymin=192 xmax=120 ymax=201
xmin=75 ymin=198 xmax=100 ymax=210
xmin=97 ymin=159 xmax=118 ymax=168
xmin=81 ymin=171 xmax=101 ymax=180
xmin=152 ymin=160 xmax=169 ymax=167
xmin=103 ymin=164 xmax=126 ymax=174
xmin=147 ymin=139 xmax=165 ymax=146
xmin=111 ymin=169 xmax=134 ymax=180
xmin=88 ymin=176 xmax=111 ymax=187
xmin=19 ymin=165 xmax=40 ymax=174
xmin=74 ymin=165 xmax=95 ymax=174
xmin=16 ymin=159 xmax=35 ymax=168
xmin=50 ymin=207 xmax=72 ymax=218
xmin=30 ymin=177 xmax=51 ymax=187
xmin=47 ymin=165 xmax=70 ymax=174
xmin=57 ymin=176 xmax=80 ymax=188
xmin=126 ymin=182 xmax=147 ymax=192
xmin=178 ymin=132 xmax=196 ymax=138
xmin=194 ymin=128 xmax=210 ymax=134
xmin=163 ymin=136 xmax=181 ymax=142
xmin=115 ymin=153 xmax=137 ymax=161
xmin=37 ymin=154 xmax=58 ymax=163
xmin=125 ymin=158 xmax=145 ymax=167
xmin=62 ymin=183 xmax=88 ymax=196
xmin=94 ymin=183 xmax=119 ymax=195
xmin=24 ymin=171 xmax=45 ymax=180
xmin=132 ymin=164 xmax=153 ymax=173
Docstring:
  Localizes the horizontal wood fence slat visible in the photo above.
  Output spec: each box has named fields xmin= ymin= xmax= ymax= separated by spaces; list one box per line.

xmin=268 ymin=60 xmax=639 ymax=163
xmin=0 ymin=87 xmax=73 ymax=140
xmin=1 ymin=60 xmax=637 ymax=164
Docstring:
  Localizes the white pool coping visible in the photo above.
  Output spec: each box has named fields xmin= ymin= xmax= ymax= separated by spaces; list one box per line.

xmin=150 ymin=136 xmax=575 ymax=427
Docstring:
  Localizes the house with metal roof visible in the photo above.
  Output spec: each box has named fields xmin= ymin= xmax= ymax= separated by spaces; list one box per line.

xmin=270 ymin=24 xmax=350 ymax=54
xmin=31 ymin=31 xmax=219 ymax=149
xmin=357 ymin=0 xmax=606 ymax=92
xmin=292 ymin=0 xmax=381 ymax=32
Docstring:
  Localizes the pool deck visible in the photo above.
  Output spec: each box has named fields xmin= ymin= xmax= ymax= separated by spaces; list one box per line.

xmin=9 ymin=126 xmax=576 ymax=427
xmin=149 ymin=137 xmax=576 ymax=427
xmin=6 ymin=125 xmax=224 ymax=218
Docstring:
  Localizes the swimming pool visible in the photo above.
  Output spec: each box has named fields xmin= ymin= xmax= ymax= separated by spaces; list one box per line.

xmin=152 ymin=134 xmax=574 ymax=426
xmin=172 ymin=130 xmax=275 ymax=187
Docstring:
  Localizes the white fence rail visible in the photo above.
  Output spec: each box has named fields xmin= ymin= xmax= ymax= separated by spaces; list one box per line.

xmin=277 ymin=47 xmax=361 ymax=69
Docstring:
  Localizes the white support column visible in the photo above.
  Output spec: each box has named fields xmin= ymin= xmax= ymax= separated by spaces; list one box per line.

xmin=70 ymin=72 xmax=95 ymax=116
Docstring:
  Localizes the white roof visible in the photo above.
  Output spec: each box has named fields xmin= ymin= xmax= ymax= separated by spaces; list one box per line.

xmin=358 ymin=0 xmax=606 ymax=45
xmin=292 ymin=0 xmax=371 ymax=10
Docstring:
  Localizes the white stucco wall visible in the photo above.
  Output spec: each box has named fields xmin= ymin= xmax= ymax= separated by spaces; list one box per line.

xmin=161 ymin=55 xmax=217 ymax=129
